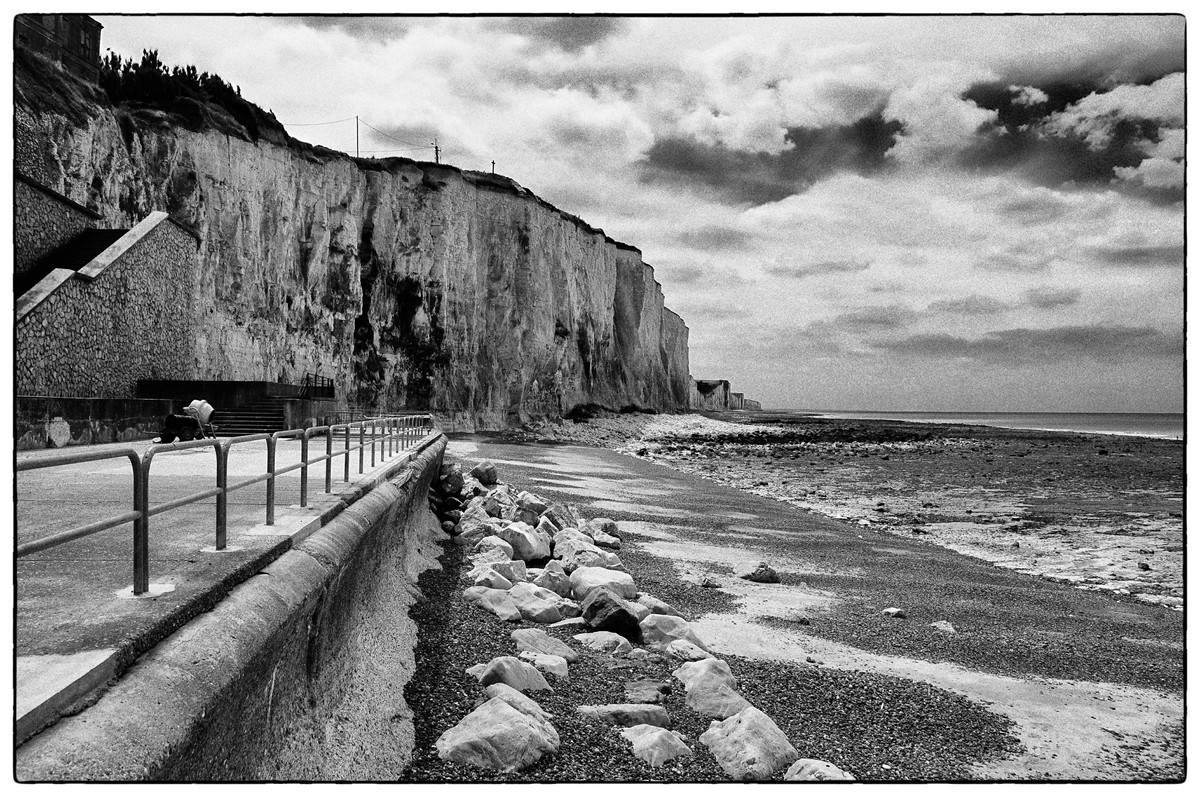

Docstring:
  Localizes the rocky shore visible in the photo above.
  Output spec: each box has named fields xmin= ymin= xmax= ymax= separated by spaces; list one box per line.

xmin=401 ymin=458 xmax=1025 ymax=781
xmin=509 ymin=411 xmax=1184 ymax=611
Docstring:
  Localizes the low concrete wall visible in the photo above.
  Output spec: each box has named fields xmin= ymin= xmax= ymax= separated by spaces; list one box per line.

xmin=16 ymin=395 xmax=174 ymax=450
xmin=16 ymin=435 xmax=449 ymax=781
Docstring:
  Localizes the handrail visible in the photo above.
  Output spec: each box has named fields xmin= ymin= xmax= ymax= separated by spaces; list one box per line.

xmin=16 ymin=413 xmax=436 ymax=595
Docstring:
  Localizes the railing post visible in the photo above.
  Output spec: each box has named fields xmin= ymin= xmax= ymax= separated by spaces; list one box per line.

xmin=359 ymin=422 xmax=365 ymax=474
xmin=301 ymin=432 xmax=310 ymax=507
xmin=344 ymin=423 xmax=351 ymax=482
xmin=215 ymin=441 xmax=228 ymax=550
xmin=266 ymin=435 xmax=277 ymax=525
xmin=370 ymin=418 xmax=376 ymax=467
xmin=325 ymin=426 xmax=333 ymax=493
xmin=135 ymin=459 xmax=151 ymax=595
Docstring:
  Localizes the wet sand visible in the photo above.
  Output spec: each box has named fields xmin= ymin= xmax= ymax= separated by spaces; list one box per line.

xmin=514 ymin=411 xmax=1184 ymax=611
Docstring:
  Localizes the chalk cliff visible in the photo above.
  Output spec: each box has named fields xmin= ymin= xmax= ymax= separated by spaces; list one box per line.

xmin=15 ymin=58 xmax=690 ymax=429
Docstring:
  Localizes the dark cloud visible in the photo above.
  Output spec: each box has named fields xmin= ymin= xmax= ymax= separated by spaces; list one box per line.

xmin=506 ymin=16 xmax=625 ymax=52
xmin=927 ymin=295 xmax=1009 ymax=315
xmin=875 ymin=325 xmax=1180 ymax=365
xmin=286 ymin=16 xmax=412 ymax=43
xmin=818 ymin=304 xmax=917 ymax=333
xmin=659 ymin=262 xmax=747 ymax=287
xmin=1088 ymin=243 xmax=1183 ymax=269
xmin=763 ymin=258 xmax=871 ymax=279
xmin=974 ymin=247 xmax=1054 ymax=273
xmin=959 ymin=77 xmax=1183 ymax=203
xmin=1023 ymin=286 xmax=1081 ymax=309
xmin=675 ymin=226 xmax=752 ymax=251
xmin=638 ymin=111 xmax=902 ymax=206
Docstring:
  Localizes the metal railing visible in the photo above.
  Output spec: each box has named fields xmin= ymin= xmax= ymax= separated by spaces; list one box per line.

xmin=16 ymin=413 xmax=435 ymax=595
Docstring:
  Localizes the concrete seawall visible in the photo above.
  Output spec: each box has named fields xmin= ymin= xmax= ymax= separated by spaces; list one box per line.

xmin=17 ymin=435 xmax=448 ymax=781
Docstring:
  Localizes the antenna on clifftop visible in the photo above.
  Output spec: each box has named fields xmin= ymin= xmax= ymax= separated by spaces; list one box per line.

xmin=433 ymin=137 xmax=440 ymax=164
xmin=492 ymin=160 xmax=495 ymax=174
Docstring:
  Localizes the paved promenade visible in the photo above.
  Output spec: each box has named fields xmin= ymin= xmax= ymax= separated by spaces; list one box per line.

xmin=15 ymin=432 xmax=431 ymax=744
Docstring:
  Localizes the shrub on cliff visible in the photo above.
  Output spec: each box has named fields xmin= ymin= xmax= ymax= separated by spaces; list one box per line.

xmin=97 ymin=49 xmax=289 ymax=145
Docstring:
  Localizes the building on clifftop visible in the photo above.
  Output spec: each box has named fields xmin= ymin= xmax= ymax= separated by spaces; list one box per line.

xmin=14 ymin=13 xmax=103 ymax=83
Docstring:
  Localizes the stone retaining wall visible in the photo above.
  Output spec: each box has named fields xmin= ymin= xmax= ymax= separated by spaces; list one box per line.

xmin=14 ymin=172 xmax=103 ymax=279
xmin=16 ymin=435 xmax=448 ymax=781
xmin=16 ymin=212 xmax=201 ymax=398
xmin=16 ymin=395 xmax=174 ymax=450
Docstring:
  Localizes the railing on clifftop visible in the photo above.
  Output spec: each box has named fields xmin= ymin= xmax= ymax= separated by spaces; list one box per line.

xmin=16 ymin=413 xmax=435 ymax=595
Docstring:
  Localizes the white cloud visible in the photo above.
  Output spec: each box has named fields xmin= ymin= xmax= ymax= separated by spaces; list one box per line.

xmin=1044 ymin=71 xmax=1183 ymax=150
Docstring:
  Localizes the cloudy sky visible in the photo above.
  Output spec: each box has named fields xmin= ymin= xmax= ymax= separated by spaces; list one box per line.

xmin=95 ymin=10 xmax=1185 ymax=413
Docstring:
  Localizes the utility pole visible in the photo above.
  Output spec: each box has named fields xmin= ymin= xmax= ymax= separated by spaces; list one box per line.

xmin=433 ymin=137 xmax=440 ymax=164
xmin=492 ymin=160 xmax=495 ymax=174
xmin=355 ymin=115 xmax=359 ymax=158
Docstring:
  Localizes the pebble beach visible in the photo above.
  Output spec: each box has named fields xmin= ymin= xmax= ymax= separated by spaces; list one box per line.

xmin=399 ymin=412 xmax=1184 ymax=782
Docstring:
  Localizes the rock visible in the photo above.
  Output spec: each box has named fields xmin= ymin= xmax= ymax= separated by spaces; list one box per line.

xmin=665 ymin=640 xmax=712 ymax=661
xmin=508 ymin=582 xmax=568 ymax=624
xmin=439 ymin=470 xmax=460 ymax=494
xmin=462 ymin=586 xmax=522 ymax=622
xmin=466 ymin=656 xmax=552 ymax=692
xmin=783 ymin=758 xmax=855 ymax=781
xmin=561 ymin=545 xmax=624 ymax=574
xmin=558 ymin=597 xmax=582 ymax=618
xmin=637 ymin=593 xmax=684 ymax=618
xmin=570 ymin=566 xmax=637 ymax=601
xmin=620 ymin=724 xmax=692 ymax=767
xmin=640 ymin=614 xmax=708 ymax=652
xmin=625 ymin=601 xmax=652 ymax=622
xmin=699 ymin=706 xmax=799 ymax=781
xmin=544 ymin=503 xmax=583 ymax=531
xmin=592 ymin=531 xmax=622 ymax=549
xmin=700 ymin=575 xmax=722 ymax=589
xmin=497 ymin=521 xmax=552 ymax=562
xmin=737 ymin=561 xmax=780 ymax=583
xmin=472 ymin=567 xmax=514 ymax=590
xmin=518 ymin=651 xmax=570 ymax=679
xmin=582 ymin=587 xmax=645 ymax=640
xmin=474 ymin=535 xmax=515 ymax=559
xmin=537 ymin=514 xmax=563 ymax=535
xmin=455 ymin=504 xmax=496 ymax=542
xmin=673 ymin=658 xmax=736 ymax=692
xmin=552 ymin=529 xmax=596 ymax=557
xmin=1139 ymin=562 xmax=1152 ymax=571
xmin=469 ymin=546 xmax=512 ymax=567
xmin=574 ymin=631 xmax=634 ymax=655
xmin=512 ymin=628 xmax=581 ymax=663
xmin=483 ymin=682 xmax=552 ymax=723
xmin=576 ymin=703 xmax=671 ymax=728
xmin=686 ymin=680 xmax=752 ymax=719
xmin=586 ymin=517 xmax=622 ymax=540
xmin=930 ymin=620 xmax=957 ymax=634
xmin=548 ymin=617 xmax=588 ymax=630
xmin=625 ymin=678 xmax=671 ymax=704
xmin=440 ymin=520 xmax=456 ymax=534
xmin=469 ymin=460 xmax=499 ymax=486
xmin=533 ymin=564 xmax=573 ymax=598
xmin=435 ymin=696 xmax=558 ymax=772
xmin=516 ymin=490 xmax=550 ymax=515
xmin=882 ymin=607 xmax=907 ymax=619
xmin=471 ymin=558 xmax=527 ymax=584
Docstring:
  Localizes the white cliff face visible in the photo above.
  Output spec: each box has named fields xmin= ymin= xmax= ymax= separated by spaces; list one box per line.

xmin=22 ymin=102 xmax=691 ymax=429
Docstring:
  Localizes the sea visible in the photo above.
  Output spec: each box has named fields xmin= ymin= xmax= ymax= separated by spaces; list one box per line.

xmin=790 ymin=410 xmax=1185 ymax=441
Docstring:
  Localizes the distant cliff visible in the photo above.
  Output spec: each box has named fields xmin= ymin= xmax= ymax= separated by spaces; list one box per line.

xmin=14 ymin=51 xmax=691 ymax=429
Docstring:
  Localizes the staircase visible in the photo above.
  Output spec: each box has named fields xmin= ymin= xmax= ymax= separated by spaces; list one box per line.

xmin=16 ymin=228 xmax=128 ymax=298
xmin=211 ymin=397 xmax=291 ymax=436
